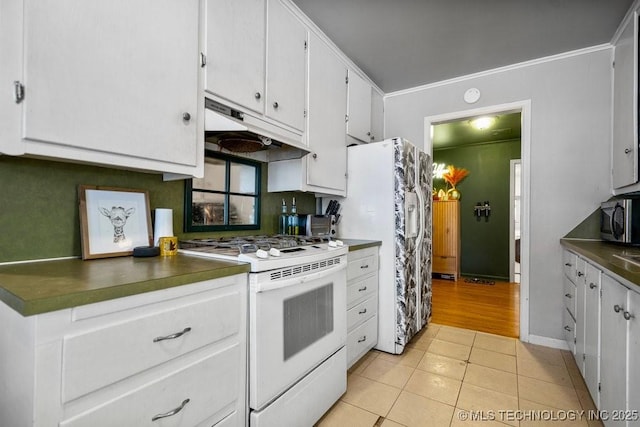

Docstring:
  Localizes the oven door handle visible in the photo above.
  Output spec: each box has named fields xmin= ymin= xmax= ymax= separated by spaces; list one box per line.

xmin=253 ymin=263 xmax=347 ymax=293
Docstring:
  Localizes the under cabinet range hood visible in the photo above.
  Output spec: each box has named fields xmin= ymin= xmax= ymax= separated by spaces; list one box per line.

xmin=204 ymin=98 xmax=310 ymax=161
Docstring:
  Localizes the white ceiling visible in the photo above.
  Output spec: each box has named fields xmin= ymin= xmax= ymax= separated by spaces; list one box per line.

xmin=291 ymin=0 xmax=635 ymax=93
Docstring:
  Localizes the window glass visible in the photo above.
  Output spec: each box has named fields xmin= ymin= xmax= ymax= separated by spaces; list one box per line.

xmin=184 ymin=152 xmax=261 ymax=232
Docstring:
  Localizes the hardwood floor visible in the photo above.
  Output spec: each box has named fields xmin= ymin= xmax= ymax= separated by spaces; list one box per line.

xmin=431 ymin=277 xmax=520 ymax=338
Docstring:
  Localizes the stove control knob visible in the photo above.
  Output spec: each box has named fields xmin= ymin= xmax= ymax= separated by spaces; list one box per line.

xmin=335 ymin=240 xmax=344 ymax=247
xmin=256 ymin=249 xmax=269 ymax=259
xmin=269 ymin=248 xmax=281 ymax=257
xmin=328 ymin=241 xmax=338 ymax=248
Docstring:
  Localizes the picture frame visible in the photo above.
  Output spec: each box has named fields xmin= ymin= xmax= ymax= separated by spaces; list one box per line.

xmin=78 ymin=185 xmax=153 ymax=260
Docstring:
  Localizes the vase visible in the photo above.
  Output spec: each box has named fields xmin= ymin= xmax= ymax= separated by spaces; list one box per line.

xmin=448 ymin=187 xmax=461 ymax=200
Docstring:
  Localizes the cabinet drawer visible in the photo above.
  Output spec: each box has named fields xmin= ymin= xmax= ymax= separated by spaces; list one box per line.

xmin=347 ymin=315 xmax=378 ymax=368
xmin=562 ymin=250 xmax=577 ymax=281
xmin=347 ymin=275 xmax=378 ymax=307
xmin=61 ymin=343 xmax=241 ymax=427
xmin=563 ymin=276 xmax=577 ymax=317
xmin=563 ymin=307 xmax=576 ymax=355
xmin=62 ymin=289 xmax=242 ymax=402
xmin=433 ymin=256 xmax=456 ymax=273
xmin=347 ymin=247 xmax=379 ymax=281
xmin=347 ymin=296 xmax=377 ymax=330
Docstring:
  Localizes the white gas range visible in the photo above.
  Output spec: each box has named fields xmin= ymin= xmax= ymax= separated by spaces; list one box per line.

xmin=179 ymin=236 xmax=348 ymax=427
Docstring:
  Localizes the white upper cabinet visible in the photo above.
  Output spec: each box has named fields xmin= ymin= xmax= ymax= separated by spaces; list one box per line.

xmin=204 ymin=0 xmax=265 ymax=114
xmin=612 ymin=11 xmax=638 ymax=190
xmin=1 ymin=0 xmax=203 ymax=176
xmin=370 ymin=89 xmax=384 ymax=142
xmin=346 ymin=70 xmax=373 ymax=143
xmin=306 ymin=34 xmax=347 ymax=192
xmin=265 ymin=0 xmax=308 ymax=133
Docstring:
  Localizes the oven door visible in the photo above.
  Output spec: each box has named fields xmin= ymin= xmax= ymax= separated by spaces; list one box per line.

xmin=249 ymin=257 xmax=347 ymax=410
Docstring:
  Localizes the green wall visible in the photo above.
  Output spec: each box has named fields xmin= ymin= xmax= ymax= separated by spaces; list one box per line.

xmin=433 ymin=139 xmax=521 ymax=280
xmin=0 ymin=156 xmax=316 ymax=263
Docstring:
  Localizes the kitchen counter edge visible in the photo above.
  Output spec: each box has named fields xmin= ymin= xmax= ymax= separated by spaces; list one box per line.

xmin=560 ymin=238 xmax=640 ymax=290
xmin=343 ymin=240 xmax=382 ymax=252
xmin=0 ymin=254 xmax=250 ymax=317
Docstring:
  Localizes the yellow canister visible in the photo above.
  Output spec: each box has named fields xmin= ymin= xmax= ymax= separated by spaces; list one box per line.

xmin=159 ymin=236 xmax=178 ymax=256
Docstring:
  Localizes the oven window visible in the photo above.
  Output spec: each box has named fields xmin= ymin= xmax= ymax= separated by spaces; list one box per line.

xmin=283 ymin=283 xmax=334 ymax=360
xmin=184 ymin=151 xmax=261 ymax=231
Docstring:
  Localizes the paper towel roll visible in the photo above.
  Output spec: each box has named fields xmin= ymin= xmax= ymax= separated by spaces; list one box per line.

xmin=153 ymin=208 xmax=174 ymax=246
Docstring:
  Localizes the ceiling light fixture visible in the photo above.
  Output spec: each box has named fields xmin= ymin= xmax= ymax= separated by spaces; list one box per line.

xmin=470 ymin=116 xmax=496 ymax=130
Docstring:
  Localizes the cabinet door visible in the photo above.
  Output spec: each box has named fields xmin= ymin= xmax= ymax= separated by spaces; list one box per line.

xmin=574 ymin=270 xmax=586 ymax=374
xmin=205 ymin=0 xmax=265 ymax=114
xmin=600 ymin=275 xmax=628 ymax=425
xmin=346 ymin=70 xmax=372 ymax=142
xmin=266 ymin=0 xmax=307 ymax=132
xmin=370 ymin=89 xmax=384 ymax=143
xmin=583 ymin=265 xmax=601 ymax=407
xmin=22 ymin=0 xmax=200 ymax=168
xmin=627 ymin=289 xmax=639 ymax=418
xmin=307 ymin=34 xmax=347 ymax=192
xmin=612 ymin=11 xmax=638 ymax=189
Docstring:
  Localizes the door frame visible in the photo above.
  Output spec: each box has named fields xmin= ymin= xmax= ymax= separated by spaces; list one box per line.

xmin=424 ymin=99 xmax=531 ymax=341
xmin=509 ymin=159 xmax=521 ymax=283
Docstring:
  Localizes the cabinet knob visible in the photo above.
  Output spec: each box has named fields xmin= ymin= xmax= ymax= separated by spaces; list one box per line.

xmin=625 ymin=148 xmax=632 ymax=154
xmin=182 ymin=112 xmax=191 ymax=122
xmin=564 ymin=293 xmax=572 ymax=298
xmin=589 ymin=283 xmax=597 ymax=289
xmin=255 ymin=92 xmax=261 ymax=100
xmin=624 ymin=311 xmax=634 ymax=320
xmin=564 ymin=263 xmax=572 ymax=267
xmin=273 ymin=102 xmax=279 ymax=109
xmin=312 ymin=153 xmax=317 ymax=159
xmin=367 ymin=131 xmax=371 ymax=136
xmin=564 ymin=325 xmax=572 ymax=332
xmin=614 ymin=304 xmax=624 ymax=313
xmin=577 ymin=272 xmax=584 ymax=277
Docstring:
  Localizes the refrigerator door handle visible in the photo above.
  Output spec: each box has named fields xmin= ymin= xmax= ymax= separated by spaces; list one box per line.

xmin=414 ymin=186 xmax=425 ymax=248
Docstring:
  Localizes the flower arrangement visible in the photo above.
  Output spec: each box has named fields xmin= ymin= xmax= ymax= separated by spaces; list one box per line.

xmin=433 ymin=165 xmax=469 ymax=200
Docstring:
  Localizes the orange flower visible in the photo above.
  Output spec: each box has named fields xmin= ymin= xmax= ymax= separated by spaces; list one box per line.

xmin=442 ymin=165 xmax=469 ymax=187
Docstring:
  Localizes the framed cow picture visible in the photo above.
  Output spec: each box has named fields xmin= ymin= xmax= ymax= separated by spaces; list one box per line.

xmin=78 ymin=185 xmax=152 ymax=260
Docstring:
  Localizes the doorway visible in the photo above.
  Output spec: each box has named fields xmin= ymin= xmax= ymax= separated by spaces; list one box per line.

xmin=425 ymin=100 xmax=531 ymax=341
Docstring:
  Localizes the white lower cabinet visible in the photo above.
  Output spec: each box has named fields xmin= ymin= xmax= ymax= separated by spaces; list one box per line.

xmin=562 ymin=247 xmax=640 ymax=427
xmin=346 ymin=246 xmax=379 ymax=368
xmin=0 ymin=275 xmax=247 ymax=427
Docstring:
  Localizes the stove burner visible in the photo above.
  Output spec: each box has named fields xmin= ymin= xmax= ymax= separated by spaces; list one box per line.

xmin=179 ymin=235 xmax=330 ymax=256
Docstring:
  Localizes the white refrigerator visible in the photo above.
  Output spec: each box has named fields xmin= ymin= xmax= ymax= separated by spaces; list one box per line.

xmin=338 ymin=137 xmax=432 ymax=354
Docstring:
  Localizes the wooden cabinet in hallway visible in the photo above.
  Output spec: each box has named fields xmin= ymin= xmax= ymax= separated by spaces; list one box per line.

xmin=432 ymin=200 xmax=461 ymax=280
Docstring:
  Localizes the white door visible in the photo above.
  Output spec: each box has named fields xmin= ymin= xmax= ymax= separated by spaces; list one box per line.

xmin=22 ymin=0 xmax=199 ymax=167
xmin=266 ymin=0 xmax=307 ymax=132
xmin=600 ymin=275 xmax=628 ymax=426
xmin=346 ymin=70 xmax=372 ymax=142
xmin=627 ymin=289 xmax=640 ymax=419
xmin=307 ymin=34 xmax=347 ymax=192
xmin=612 ymin=11 xmax=638 ymax=189
xmin=204 ymin=0 xmax=265 ymax=114
xmin=583 ymin=267 xmax=601 ymax=407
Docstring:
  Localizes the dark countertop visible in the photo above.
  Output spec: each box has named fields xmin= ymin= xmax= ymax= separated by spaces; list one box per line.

xmin=341 ymin=239 xmax=382 ymax=252
xmin=560 ymin=238 xmax=640 ymax=289
xmin=0 ymin=254 xmax=250 ymax=316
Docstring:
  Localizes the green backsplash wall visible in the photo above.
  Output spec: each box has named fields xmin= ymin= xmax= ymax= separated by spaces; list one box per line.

xmin=0 ymin=156 xmax=316 ymax=263
xmin=434 ymin=139 xmax=521 ymax=280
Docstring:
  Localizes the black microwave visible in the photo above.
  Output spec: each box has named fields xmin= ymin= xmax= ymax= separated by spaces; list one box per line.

xmin=601 ymin=198 xmax=640 ymax=244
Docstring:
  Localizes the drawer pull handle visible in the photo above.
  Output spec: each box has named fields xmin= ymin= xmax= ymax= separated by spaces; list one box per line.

xmin=358 ymin=335 xmax=367 ymax=343
xmin=152 ymin=398 xmax=190 ymax=421
xmin=564 ymin=326 xmax=572 ymax=332
xmin=358 ymin=286 xmax=368 ymax=292
xmin=153 ymin=327 xmax=192 ymax=343
xmin=614 ymin=304 xmax=624 ymax=313
xmin=360 ymin=264 xmax=369 ymax=269
xmin=564 ymin=262 xmax=572 ymax=267
xmin=359 ymin=308 xmax=367 ymax=314
xmin=564 ymin=293 xmax=572 ymax=299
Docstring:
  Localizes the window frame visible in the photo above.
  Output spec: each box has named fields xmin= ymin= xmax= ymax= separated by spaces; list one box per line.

xmin=184 ymin=151 xmax=261 ymax=232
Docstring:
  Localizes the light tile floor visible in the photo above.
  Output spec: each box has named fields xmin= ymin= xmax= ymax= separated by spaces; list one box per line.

xmin=316 ymin=323 xmax=604 ymax=427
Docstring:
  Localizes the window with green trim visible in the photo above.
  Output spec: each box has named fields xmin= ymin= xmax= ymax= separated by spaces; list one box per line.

xmin=184 ymin=152 xmax=261 ymax=232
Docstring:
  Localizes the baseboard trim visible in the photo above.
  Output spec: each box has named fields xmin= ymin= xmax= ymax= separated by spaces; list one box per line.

xmin=526 ymin=334 xmax=570 ymax=350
